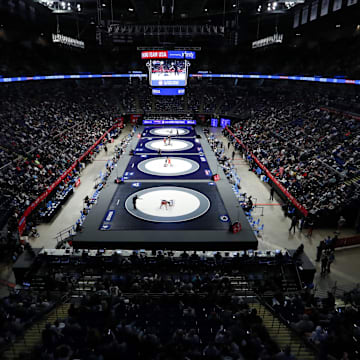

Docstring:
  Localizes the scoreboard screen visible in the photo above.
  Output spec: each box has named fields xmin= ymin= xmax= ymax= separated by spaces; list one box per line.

xmin=142 ymin=50 xmax=194 ymax=87
xmin=150 ymin=60 xmax=187 ymax=87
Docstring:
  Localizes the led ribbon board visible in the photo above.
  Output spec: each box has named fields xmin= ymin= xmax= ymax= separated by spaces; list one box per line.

xmin=189 ymin=74 xmax=360 ymax=85
xmin=1 ymin=73 xmax=360 ymax=85
xmin=0 ymin=74 xmax=147 ymax=83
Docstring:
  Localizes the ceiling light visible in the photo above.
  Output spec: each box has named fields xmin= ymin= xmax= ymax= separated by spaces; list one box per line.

xmin=128 ymin=7 xmax=134 ymax=11
xmin=204 ymin=8 xmax=208 ymax=12
xmin=336 ymin=24 xmax=341 ymax=28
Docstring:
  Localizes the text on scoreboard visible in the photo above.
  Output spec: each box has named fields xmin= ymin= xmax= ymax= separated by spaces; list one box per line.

xmin=152 ymin=88 xmax=185 ymax=95
xmin=141 ymin=50 xmax=196 ymax=59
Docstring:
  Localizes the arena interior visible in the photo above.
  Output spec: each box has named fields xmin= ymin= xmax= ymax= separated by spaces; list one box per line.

xmin=1 ymin=1 xmax=360 ymax=359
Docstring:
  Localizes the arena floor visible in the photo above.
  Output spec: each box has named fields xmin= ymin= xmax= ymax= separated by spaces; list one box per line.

xmin=72 ymin=125 xmax=257 ymax=250
xmin=31 ymin=126 xmax=360 ymax=291
xmin=101 ymin=182 xmax=227 ymax=229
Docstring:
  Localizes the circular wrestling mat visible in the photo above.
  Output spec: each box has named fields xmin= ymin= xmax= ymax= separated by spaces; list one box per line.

xmin=125 ymin=186 xmax=210 ymax=223
xmin=145 ymin=139 xmax=194 ymax=152
xmin=149 ymin=127 xmax=190 ymax=136
xmin=137 ymin=157 xmax=199 ymax=177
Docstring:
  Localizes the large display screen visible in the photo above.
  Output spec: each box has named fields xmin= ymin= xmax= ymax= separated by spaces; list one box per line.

xmin=150 ymin=60 xmax=187 ymax=86
xmin=220 ymin=118 xmax=231 ymax=128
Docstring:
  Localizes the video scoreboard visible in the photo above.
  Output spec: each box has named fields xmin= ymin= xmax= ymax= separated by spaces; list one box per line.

xmin=142 ymin=50 xmax=195 ymax=90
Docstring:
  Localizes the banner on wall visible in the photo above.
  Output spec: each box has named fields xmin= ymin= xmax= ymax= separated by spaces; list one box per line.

xmin=320 ymin=0 xmax=330 ymax=15
xmin=130 ymin=114 xmax=142 ymax=124
xmin=310 ymin=1 xmax=318 ymax=21
xmin=301 ymin=5 xmax=309 ymax=24
xmin=114 ymin=117 xmax=124 ymax=128
xmin=293 ymin=10 xmax=300 ymax=28
xmin=347 ymin=0 xmax=357 ymax=5
xmin=333 ymin=0 xmax=342 ymax=10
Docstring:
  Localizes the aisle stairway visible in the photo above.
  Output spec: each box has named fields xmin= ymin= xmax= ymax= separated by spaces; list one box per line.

xmin=344 ymin=175 xmax=360 ymax=187
xmin=3 ymin=303 xmax=71 ymax=360
xmin=214 ymin=98 xmax=225 ymax=113
xmin=250 ymin=302 xmax=317 ymax=360
xmin=151 ymin=96 xmax=156 ymax=112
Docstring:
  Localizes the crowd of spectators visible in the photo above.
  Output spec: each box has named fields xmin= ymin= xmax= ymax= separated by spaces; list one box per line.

xmin=0 ymin=290 xmax=54 ymax=349
xmin=0 ymin=82 xmax=124 ymax=232
xmin=1 ymin=81 xmax=359 ymax=240
xmin=154 ymin=96 xmax=186 ymax=113
xmin=226 ymin=90 xmax=360 ymax=226
xmin=26 ymin=292 xmax=283 ymax=360
xmin=6 ymin=248 xmax=358 ymax=360
xmin=270 ymin=288 xmax=360 ymax=359
xmin=205 ymin=130 xmax=240 ymax=188
xmin=30 ymin=248 xmax=300 ymax=298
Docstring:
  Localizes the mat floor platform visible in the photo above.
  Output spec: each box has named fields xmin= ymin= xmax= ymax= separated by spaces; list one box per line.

xmin=73 ymin=183 xmax=256 ymax=250
xmin=123 ymin=154 xmax=212 ymax=181
xmin=72 ymin=126 xmax=258 ymax=251
xmin=141 ymin=126 xmax=196 ymax=138
xmin=134 ymin=137 xmax=203 ymax=155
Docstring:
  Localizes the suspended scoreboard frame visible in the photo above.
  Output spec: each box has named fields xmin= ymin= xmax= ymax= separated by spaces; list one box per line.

xmin=141 ymin=50 xmax=195 ymax=87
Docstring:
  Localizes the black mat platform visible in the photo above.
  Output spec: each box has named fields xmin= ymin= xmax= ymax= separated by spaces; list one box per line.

xmin=99 ymin=182 xmax=229 ymax=231
xmin=72 ymin=125 xmax=258 ymax=251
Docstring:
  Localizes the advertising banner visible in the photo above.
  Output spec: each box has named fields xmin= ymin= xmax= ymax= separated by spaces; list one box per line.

xmin=310 ymin=1 xmax=318 ymax=21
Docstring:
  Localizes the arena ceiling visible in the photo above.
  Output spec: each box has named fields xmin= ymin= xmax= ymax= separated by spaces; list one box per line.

xmin=58 ymin=0 xmax=257 ymax=22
